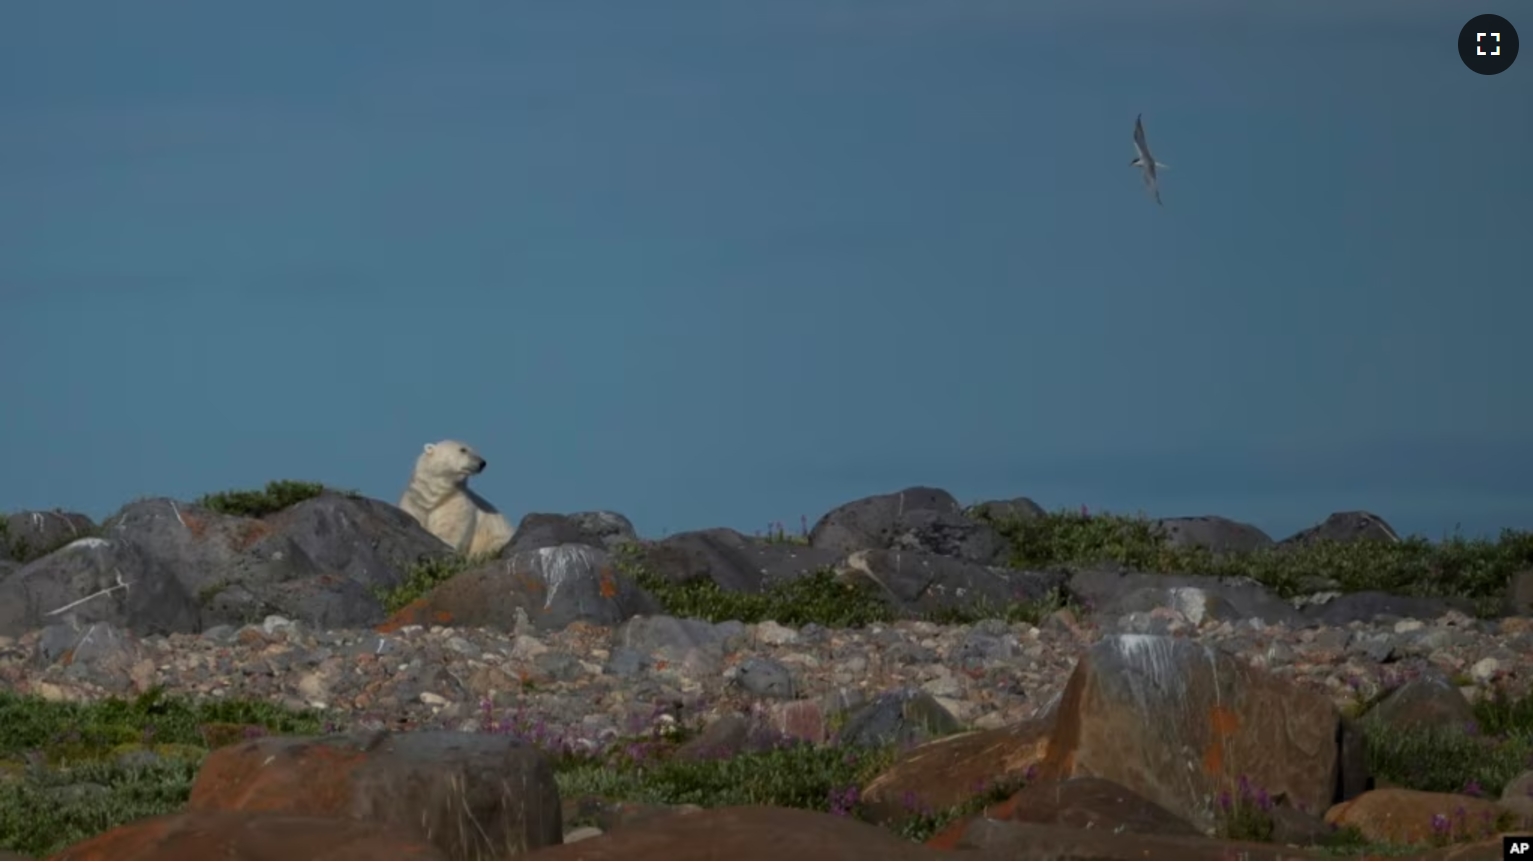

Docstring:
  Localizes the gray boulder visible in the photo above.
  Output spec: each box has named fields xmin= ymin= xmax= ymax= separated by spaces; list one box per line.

xmin=810 ymin=486 xmax=1008 ymax=564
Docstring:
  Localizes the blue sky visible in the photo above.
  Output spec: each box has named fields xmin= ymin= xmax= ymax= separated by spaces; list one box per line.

xmin=3 ymin=1 xmax=1528 ymax=543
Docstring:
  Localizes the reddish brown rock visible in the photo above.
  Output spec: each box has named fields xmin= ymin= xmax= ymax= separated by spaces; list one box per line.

xmin=524 ymin=805 xmax=968 ymax=860
xmin=1323 ymin=788 xmax=1525 ymax=845
xmin=48 ymin=810 xmax=445 ymax=860
xmin=1038 ymin=634 xmax=1340 ymax=831
xmin=860 ymin=717 xmax=1051 ymax=825
xmin=1000 ymin=776 xmax=1201 ymax=835
xmin=377 ymin=546 xmax=651 ymax=633
xmin=187 ymin=730 xmax=562 ymax=859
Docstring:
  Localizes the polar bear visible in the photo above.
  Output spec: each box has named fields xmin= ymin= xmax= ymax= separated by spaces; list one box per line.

xmin=397 ymin=440 xmax=515 ymax=558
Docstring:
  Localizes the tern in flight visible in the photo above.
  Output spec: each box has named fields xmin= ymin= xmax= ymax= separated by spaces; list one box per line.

xmin=1130 ymin=114 xmax=1169 ymax=206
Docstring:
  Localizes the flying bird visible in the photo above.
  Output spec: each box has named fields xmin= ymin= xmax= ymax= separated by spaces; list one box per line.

xmin=1130 ymin=114 xmax=1169 ymax=206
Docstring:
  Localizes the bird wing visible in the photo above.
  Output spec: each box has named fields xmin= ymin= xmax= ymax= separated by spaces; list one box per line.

xmin=1132 ymin=114 xmax=1154 ymax=164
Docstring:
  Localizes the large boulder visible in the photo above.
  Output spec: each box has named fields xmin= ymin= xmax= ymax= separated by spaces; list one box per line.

xmin=810 ymin=487 xmax=1008 ymax=565
xmin=1152 ymin=516 xmax=1274 ymax=556
xmin=1037 ymin=634 xmax=1342 ymax=832
xmin=1279 ymin=511 xmax=1400 ymax=547
xmin=263 ymin=493 xmax=456 ymax=592
xmin=0 ymin=494 xmax=455 ymax=637
xmin=0 ymin=535 xmax=203 ymax=637
xmin=504 ymin=511 xmax=640 ymax=556
xmin=188 ymin=730 xmax=563 ymax=860
xmin=383 ymin=544 xmax=660 ymax=633
xmin=1068 ymin=570 xmax=1306 ymax=627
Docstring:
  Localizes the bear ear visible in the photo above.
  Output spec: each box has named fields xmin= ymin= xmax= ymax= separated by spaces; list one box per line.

xmin=422 ymin=442 xmax=436 ymax=454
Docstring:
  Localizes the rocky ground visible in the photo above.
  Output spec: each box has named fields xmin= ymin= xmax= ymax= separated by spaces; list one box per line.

xmin=2 ymin=484 xmax=1532 ymax=858
xmin=5 ymin=606 xmax=1533 ymax=858
xmin=3 ymin=604 xmax=1532 ymax=755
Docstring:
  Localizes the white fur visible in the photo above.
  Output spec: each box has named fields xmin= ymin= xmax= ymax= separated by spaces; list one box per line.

xmin=397 ymin=440 xmax=515 ymax=558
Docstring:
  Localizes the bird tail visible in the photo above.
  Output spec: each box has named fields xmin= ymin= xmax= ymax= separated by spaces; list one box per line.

xmin=1155 ymin=161 xmax=1170 ymax=170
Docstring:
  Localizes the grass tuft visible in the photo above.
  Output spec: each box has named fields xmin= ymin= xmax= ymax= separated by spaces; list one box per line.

xmin=195 ymin=480 xmax=357 ymax=519
xmin=374 ymin=552 xmax=494 ymax=613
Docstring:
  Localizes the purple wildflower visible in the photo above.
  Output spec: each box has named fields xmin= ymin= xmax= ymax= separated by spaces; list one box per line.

xmin=828 ymin=784 xmax=861 ymax=817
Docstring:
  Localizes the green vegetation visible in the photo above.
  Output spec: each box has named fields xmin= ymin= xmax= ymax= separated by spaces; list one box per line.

xmin=1362 ymin=687 xmax=1533 ymax=799
xmin=375 ymin=552 xmax=493 ymax=613
xmin=530 ymin=710 xmax=1021 ymax=845
xmin=5 ymin=501 xmax=1532 ymax=857
xmin=613 ymin=544 xmax=1079 ymax=629
xmin=0 ymin=686 xmax=322 ymax=760
xmin=615 ymin=508 xmax=1530 ymax=632
xmin=974 ymin=507 xmax=1533 ymax=611
xmin=4 ymin=682 xmax=1532 ymax=858
xmin=0 ymin=756 xmax=201 ymax=859
xmin=884 ymin=776 xmax=1030 ymax=844
xmin=0 ymin=688 xmax=324 ymax=857
xmin=617 ymin=548 xmax=896 ymax=628
xmin=558 ymin=742 xmax=893 ymax=820
xmin=1208 ymin=684 xmax=1533 ymax=852
xmin=195 ymin=480 xmax=357 ymax=518
xmin=923 ymin=586 xmax=1079 ymax=627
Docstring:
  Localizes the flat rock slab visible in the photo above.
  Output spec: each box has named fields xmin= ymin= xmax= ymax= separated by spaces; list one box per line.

xmin=860 ymin=717 xmax=1052 ymax=825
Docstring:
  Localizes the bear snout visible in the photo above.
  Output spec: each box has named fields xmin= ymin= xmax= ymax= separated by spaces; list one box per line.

xmin=472 ymin=458 xmax=487 ymax=473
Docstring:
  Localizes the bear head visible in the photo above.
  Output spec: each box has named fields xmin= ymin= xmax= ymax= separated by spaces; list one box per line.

xmin=419 ymin=439 xmax=488 ymax=481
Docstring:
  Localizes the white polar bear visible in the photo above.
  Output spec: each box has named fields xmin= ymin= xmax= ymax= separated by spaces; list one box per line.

xmin=397 ymin=440 xmax=515 ymax=558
